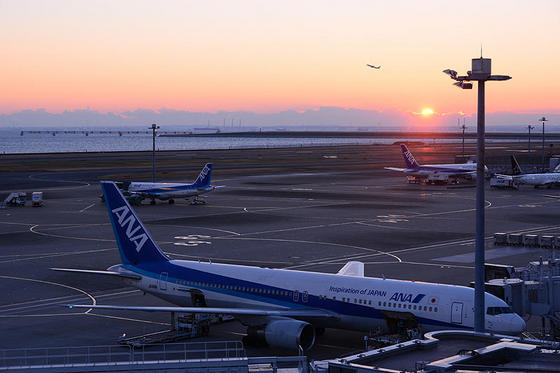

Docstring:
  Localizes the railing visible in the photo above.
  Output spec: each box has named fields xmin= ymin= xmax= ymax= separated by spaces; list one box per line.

xmin=0 ymin=341 xmax=245 ymax=368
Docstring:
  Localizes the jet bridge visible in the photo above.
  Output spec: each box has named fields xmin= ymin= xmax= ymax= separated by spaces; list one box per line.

xmin=479 ymin=255 xmax=560 ymax=339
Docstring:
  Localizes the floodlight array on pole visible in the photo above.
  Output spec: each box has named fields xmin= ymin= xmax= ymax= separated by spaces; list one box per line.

xmin=443 ymin=58 xmax=511 ymax=334
xmin=150 ymin=123 xmax=160 ymax=183
xmin=539 ymin=117 xmax=548 ymax=172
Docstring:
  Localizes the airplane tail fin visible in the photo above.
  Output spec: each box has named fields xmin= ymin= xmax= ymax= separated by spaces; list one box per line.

xmin=193 ymin=163 xmax=213 ymax=187
xmin=400 ymin=144 xmax=420 ymax=169
xmin=101 ymin=181 xmax=169 ymax=265
xmin=511 ymin=155 xmax=523 ymax=175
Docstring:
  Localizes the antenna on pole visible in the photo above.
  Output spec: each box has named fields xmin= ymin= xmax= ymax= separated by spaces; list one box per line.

xmin=480 ymin=44 xmax=483 ymax=58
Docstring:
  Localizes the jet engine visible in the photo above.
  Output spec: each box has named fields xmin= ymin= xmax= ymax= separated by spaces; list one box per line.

xmin=246 ymin=319 xmax=316 ymax=351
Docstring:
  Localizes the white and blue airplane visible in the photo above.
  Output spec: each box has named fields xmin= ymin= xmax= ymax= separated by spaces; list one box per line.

xmin=55 ymin=181 xmax=525 ymax=350
xmin=385 ymin=144 xmax=484 ymax=184
xmin=123 ymin=163 xmax=220 ymax=204
xmin=496 ymin=155 xmax=560 ymax=188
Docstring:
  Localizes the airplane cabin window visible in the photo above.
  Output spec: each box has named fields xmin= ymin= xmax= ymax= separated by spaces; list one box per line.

xmin=435 ymin=307 xmax=438 ymax=312
xmin=429 ymin=307 xmax=432 ymax=312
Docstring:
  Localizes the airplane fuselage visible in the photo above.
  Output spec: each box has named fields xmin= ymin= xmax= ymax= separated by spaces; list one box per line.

xmin=113 ymin=259 xmax=525 ymax=335
xmin=129 ymin=182 xmax=215 ymax=200
xmin=516 ymin=173 xmax=560 ymax=187
xmin=405 ymin=163 xmax=477 ymax=177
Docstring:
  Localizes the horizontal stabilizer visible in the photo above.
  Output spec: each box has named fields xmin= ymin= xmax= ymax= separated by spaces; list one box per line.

xmin=384 ymin=167 xmax=407 ymax=172
xmin=337 ymin=261 xmax=364 ymax=277
xmin=51 ymin=268 xmax=141 ymax=280
xmin=65 ymin=304 xmax=336 ymax=318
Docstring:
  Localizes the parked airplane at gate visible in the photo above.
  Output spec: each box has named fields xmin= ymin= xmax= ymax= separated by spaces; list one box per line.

xmin=496 ymin=155 xmax=560 ymax=188
xmin=120 ymin=163 xmax=220 ymax=204
xmin=55 ymin=181 xmax=525 ymax=351
xmin=385 ymin=144 xmax=485 ymax=184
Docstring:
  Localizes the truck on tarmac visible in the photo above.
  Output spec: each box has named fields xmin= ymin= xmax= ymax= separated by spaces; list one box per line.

xmin=490 ymin=177 xmax=518 ymax=189
xmin=31 ymin=192 xmax=44 ymax=207
xmin=3 ymin=192 xmax=26 ymax=207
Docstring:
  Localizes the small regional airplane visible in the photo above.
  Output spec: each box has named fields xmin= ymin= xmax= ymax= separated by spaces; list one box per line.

xmin=385 ymin=144 xmax=484 ymax=184
xmin=53 ymin=181 xmax=525 ymax=351
xmin=497 ymin=155 xmax=560 ymax=188
xmin=121 ymin=163 xmax=220 ymax=204
xmin=367 ymin=64 xmax=381 ymax=69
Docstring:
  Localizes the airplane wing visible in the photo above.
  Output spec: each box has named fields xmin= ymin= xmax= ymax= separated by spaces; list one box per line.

xmin=493 ymin=174 xmax=514 ymax=180
xmin=446 ymin=170 xmax=476 ymax=176
xmin=51 ymin=268 xmax=142 ymax=280
xmin=65 ymin=304 xmax=337 ymax=319
xmin=384 ymin=167 xmax=407 ymax=172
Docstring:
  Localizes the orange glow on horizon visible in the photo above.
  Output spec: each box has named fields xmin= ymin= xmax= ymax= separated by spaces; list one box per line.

xmin=0 ymin=1 xmax=559 ymax=119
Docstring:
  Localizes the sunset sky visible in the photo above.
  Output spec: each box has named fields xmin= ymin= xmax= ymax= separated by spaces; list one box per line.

xmin=1 ymin=0 xmax=559 ymax=126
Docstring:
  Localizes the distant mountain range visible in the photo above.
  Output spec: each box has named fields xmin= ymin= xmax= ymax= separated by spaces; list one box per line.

xmin=1 ymin=107 xmax=558 ymax=132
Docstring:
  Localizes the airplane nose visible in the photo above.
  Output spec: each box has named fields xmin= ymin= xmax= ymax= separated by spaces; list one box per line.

xmin=510 ymin=315 xmax=526 ymax=334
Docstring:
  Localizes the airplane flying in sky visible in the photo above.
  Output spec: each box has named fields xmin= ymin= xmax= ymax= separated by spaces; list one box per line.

xmin=366 ymin=64 xmax=381 ymax=69
xmin=497 ymin=155 xmax=560 ymax=188
xmin=385 ymin=144 xmax=484 ymax=184
xmin=120 ymin=163 xmax=220 ymax=204
xmin=54 ymin=181 xmax=525 ymax=350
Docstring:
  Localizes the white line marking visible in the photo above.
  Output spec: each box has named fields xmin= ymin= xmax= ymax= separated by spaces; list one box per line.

xmin=79 ymin=203 xmax=95 ymax=213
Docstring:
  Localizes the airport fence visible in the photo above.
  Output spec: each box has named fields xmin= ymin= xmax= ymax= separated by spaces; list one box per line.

xmin=0 ymin=340 xmax=245 ymax=368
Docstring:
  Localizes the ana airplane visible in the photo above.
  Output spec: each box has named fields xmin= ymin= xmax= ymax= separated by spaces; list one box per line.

xmin=367 ymin=64 xmax=381 ymax=69
xmin=497 ymin=155 xmax=560 ymax=188
xmin=55 ymin=181 xmax=525 ymax=351
xmin=385 ymin=144 xmax=484 ymax=184
xmin=121 ymin=163 xmax=220 ymax=204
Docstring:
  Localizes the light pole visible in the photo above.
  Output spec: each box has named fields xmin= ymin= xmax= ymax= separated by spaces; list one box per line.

xmin=150 ymin=123 xmax=160 ymax=183
xmin=539 ymin=117 xmax=548 ymax=172
xmin=461 ymin=119 xmax=467 ymax=159
xmin=443 ymin=58 xmax=511 ymax=333
xmin=527 ymin=125 xmax=534 ymax=153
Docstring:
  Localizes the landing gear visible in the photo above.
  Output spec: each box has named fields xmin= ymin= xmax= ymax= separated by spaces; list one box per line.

xmin=150 ymin=199 xmax=156 ymax=205
xmin=169 ymin=199 xmax=175 ymax=204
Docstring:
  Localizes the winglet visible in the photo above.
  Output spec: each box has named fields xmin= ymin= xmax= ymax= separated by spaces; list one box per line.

xmin=337 ymin=261 xmax=364 ymax=277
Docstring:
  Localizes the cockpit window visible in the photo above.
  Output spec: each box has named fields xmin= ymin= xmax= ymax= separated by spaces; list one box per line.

xmin=487 ymin=306 xmax=513 ymax=315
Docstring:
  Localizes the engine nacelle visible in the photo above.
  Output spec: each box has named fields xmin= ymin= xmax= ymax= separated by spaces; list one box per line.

xmin=247 ymin=319 xmax=315 ymax=351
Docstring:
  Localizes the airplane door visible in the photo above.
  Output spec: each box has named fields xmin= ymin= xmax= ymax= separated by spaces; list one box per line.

xmin=159 ymin=272 xmax=168 ymax=290
xmin=451 ymin=302 xmax=463 ymax=324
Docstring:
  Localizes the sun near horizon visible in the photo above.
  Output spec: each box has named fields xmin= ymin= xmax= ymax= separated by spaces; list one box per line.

xmin=421 ymin=108 xmax=435 ymax=116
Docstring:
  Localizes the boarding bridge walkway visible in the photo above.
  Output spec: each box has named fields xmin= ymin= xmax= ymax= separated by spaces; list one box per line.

xmin=0 ymin=341 xmax=307 ymax=373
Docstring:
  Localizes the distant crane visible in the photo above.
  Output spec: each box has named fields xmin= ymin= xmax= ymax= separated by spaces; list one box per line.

xmin=366 ymin=64 xmax=381 ymax=69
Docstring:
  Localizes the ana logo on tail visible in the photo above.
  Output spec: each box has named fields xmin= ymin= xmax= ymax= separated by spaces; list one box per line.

xmin=200 ymin=165 xmax=210 ymax=179
xmin=111 ymin=205 xmax=148 ymax=253
xmin=404 ymin=149 xmax=416 ymax=167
